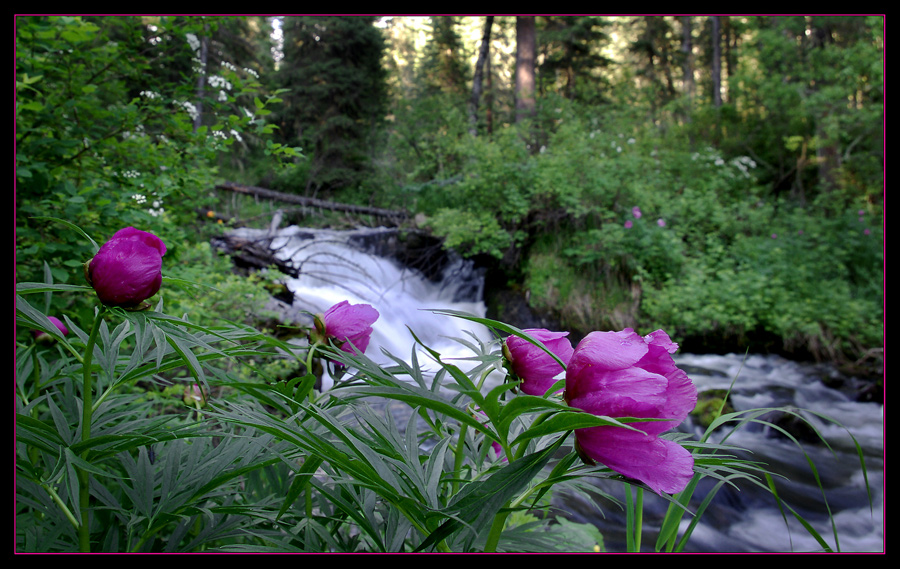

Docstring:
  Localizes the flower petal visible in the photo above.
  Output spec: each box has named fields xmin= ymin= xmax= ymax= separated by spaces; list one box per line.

xmin=576 ymin=426 xmax=694 ymax=494
xmin=506 ymin=329 xmax=573 ymax=396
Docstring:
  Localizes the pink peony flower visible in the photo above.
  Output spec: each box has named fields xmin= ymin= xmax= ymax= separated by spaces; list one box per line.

xmin=657 ymin=218 xmax=666 ymax=227
xmin=314 ymin=300 xmax=379 ymax=357
xmin=632 ymin=206 xmax=642 ymax=219
xmin=503 ymin=329 xmax=574 ymax=396
xmin=86 ymin=227 xmax=167 ymax=308
xmin=624 ymin=220 xmax=633 ymax=229
xmin=34 ymin=316 xmax=69 ymax=340
xmin=564 ymin=328 xmax=697 ymax=494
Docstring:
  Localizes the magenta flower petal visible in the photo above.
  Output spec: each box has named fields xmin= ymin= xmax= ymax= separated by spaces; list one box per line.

xmin=321 ymin=300 xmax=379 ymax=355
xmin=34 ymin=316 xmax=69 ymax=339
xmin=504 ymin=329 xmax=574 ymax=396
xmin=48 ymin=316 xmax=68 ymax=336
xmin=109 ymin=226 xmax=167 ymax=257
xmin=575 ymin=426 xmax=695 ymax=495
xmin=88 ymin=228 xmax=166 ymax=307
xmin=565 ymin=328 xmax=697 ymax=494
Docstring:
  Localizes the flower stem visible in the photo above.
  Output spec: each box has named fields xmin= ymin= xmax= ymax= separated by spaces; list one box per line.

xmin=625 ymin=483 xmax=644 ymax=552
xmin=483 ymin=508 xmax=511 ymax=552
xmin=77 ymin=307 xmax=104 ymax=553
xmin=451 ymin=423 xmax=468 ymax=495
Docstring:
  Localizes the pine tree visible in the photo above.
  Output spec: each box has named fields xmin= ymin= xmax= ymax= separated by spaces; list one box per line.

xmin=275 ymin=16 xmax=388 ymax=196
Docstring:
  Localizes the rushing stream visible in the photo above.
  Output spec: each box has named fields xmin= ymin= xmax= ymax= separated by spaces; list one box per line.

xmin=224 ymin=225 xmax=884 ymax=553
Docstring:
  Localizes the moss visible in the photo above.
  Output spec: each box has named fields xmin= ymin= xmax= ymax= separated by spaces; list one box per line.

xmin=691 ymin=389 xmax=734 ymax=429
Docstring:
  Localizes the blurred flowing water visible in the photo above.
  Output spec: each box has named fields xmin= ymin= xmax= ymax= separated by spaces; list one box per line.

xmin=226 ymin=226 xmax=498 ymax=388
xmin=225 ymin=225 xmax=884 ymax=553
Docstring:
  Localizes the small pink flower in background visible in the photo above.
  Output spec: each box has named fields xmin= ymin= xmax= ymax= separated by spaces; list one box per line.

xmin=632 ymin=206 xmax=642 ymax=219
xmin=565 ymin=328 xmax=697 ymax=495
xmin=503 ymin=328 xmax=574 ymax=396
xmin=314 ymin=300 xmax=379 ymax=357
xmin=858 ymin=209 xmax=865 ymax=216
xmin=771 ymin=233 xmax=778 ymax=239
xmin=183 ymin=384 xmax=208 ymax=408
xmin=624 ymin=220 xmax=633 ymax=229
xmin=34 ymin=316 xmax=69 ymax=340
xmin=86 ymin=227 xmax=167 ymax=308
xmin=864 ymin=228 xmax=871 ymax=235
xmin=657 ymin=218 xmax=666 ymax=227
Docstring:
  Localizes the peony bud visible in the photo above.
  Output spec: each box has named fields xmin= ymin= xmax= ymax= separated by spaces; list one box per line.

xmin=33 ymin=316 xmax=69 ymax=342
xmin=312 ymin=300 xmax=379 ymax=360
xmin=86 ymin=227 xmax=167 ymax=308
xmin=503 ymin=329 xmax=573 ymax=396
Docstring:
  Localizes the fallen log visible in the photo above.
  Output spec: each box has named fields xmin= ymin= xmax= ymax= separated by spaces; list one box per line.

xmin=210 ymin=233 xmax=300 ymax=278
xmin=215 ymin=181 xmax=408 ymax=221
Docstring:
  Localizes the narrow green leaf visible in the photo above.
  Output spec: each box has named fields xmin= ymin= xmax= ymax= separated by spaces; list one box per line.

xmin=416 ymin=437 xmax=564 ymax=552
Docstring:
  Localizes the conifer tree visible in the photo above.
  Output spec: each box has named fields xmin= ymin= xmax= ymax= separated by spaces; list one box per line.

xmin=275 ymin=16 xmax=388 ymax=196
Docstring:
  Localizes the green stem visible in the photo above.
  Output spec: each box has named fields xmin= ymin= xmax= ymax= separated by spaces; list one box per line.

xmin=451 ymin=423 xmax=468 ymax=495
xmin=625 ymin=483 xmax=644 ymax=552
xmin=483 ymin=508 xmax=511 ymax=552
xmin=77 ymin=307 xmax=104 ymax=553
xmin=42 ymin=481 xmax=80 ymax=529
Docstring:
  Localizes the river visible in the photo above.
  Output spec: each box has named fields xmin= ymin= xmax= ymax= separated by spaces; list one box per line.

xmin=224 ymin=225 xmax=884 ymax=553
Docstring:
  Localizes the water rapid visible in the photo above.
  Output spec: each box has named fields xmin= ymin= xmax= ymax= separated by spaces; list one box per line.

xmin=226 ymin=225 xmax=499 ymax=389
xmin=224 ymin=225 xmax=884 ymax=553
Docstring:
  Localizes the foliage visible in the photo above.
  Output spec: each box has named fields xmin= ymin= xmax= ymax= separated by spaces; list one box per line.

xmin=17 ymin=269 xmax=870 ymax=552
xmin=14 ymin=14 xmax=883 ymax=553
xmin=271 ymin=16 xmax=388 ymax=197
xmin=381 ymin=85 xmax=882 ymax=360
xmin=16 ymin=16 xmax=294 ymax=324
xmin=642 ymin=204 xmax=883 ymax=357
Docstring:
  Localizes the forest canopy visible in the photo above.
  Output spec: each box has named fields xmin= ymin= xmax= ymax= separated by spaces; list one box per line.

xmin=15 ymin=15 xmax=884 ymax=363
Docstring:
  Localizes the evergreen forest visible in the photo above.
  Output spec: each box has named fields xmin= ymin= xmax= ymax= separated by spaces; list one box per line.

xmin=14 ymin=14 xmax=884 ymax=554
xmin=16 ymin=14 xmax=885 ymax=379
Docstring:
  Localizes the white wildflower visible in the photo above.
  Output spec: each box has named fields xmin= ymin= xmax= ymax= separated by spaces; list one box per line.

xmin=186 ymin=33 xmax=200 ymax=53
xmin=177 ymin=101 xmax=199 ymax=121
xmin=208 ymin=75 xmax=232 ymax=91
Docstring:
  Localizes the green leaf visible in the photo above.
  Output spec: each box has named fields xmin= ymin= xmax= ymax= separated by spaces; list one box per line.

xmin=416 ymin=437 xmax=565 ymax=552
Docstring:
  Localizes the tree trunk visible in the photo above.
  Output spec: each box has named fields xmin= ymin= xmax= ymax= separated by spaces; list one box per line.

xmin=681 ymin=16 xmax=694 ymax=104
xmin=193 ymin=33 xmax=209 ymax=132
xmin=468 ymin=16 xmax=494 ymax=136
xmin=515 ymin=16 xmax=536 ymax=123
xmin=486 ymin=50 xmax=494 ymax=135
xmin=214 ymin=181 xmax=408 ymax=221
xmin=711 ymin=16 xmax=722 ymax=108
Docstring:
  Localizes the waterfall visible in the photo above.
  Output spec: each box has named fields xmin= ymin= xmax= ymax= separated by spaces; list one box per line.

xmin=227 ymin=225 xmax=499 ymax=389
xmin=224 ymin=225 xmax=883 ymax=553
